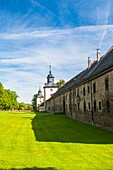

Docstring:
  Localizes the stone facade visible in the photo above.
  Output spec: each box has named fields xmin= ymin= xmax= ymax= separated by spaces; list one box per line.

xmin=45 ymin=47 xmax=113 ymax=130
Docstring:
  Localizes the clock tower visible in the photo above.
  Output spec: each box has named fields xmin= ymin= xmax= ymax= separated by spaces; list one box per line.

xmin=43 ymin=65 xmax=58 ymax=102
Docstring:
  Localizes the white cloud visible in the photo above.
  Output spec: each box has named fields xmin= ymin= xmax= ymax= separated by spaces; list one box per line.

xmin=0 ymin=24 xmax=113 ymax=103
xmin=96 ymin=0 xmax=111 ymax=48
xmin=0 ymin=25 xmax=113 ymax=40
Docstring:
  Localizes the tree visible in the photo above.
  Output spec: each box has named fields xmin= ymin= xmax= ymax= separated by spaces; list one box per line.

xmin=26 ymin=104 xmax=32 ymax=110
xmin=56 ymin=79 xmax=65 ymax=88
xmin=0 ymin=82 xmax=32 ymax=111
xmin=0 ymin=82 xmax=19 ymax=110
xmin=11 ymin=91 xmax=19 ymax=109
xmin=18 ymin=102 xmax=26 ymax=110
xmin=0 ymin=82 xmax=4 ymax=109
xmin=32 ymin=94 xmax=38 ymax=111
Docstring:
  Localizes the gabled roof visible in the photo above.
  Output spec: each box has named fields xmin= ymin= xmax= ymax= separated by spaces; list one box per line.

xmin=49 ymin=46 xmax=113 ymax=99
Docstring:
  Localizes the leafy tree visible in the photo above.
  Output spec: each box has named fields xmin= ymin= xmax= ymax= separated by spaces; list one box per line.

xmin=18 ymin=102 xmax=26 ymax=110
xmin=0 ymin=82 xmax=19 ymax=110
xmin=56 ymin=79 xmax=65 ymax=88
xmin=11 ymin=91 xmax=19 ymax=109
xmin=0 ymin=82 xmax=32 ymax=111
xmin=32 ymin=94 xmax=38 ymax=111
xmin=26 ymin=104 xmax=32 ymax=110
xmin=0 ymin=82 xmax=4 ymax=109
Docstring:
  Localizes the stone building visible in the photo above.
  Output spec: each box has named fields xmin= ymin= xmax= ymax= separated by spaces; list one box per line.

xmin=45 ymin=46 xmax=113 ymax=130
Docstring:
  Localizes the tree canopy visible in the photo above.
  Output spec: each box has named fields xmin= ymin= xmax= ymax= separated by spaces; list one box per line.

xmin=0 ymin=82 xmax=19 ymax=110
xmin=56 ymin=79 xmax=65 ymax=88
xmin=32 ymin=94 xmax=38 ymax=111
xmin=0 ymin=82 xmax=32 ymax=111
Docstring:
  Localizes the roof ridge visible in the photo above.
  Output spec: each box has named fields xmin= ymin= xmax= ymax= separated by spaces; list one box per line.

xmin=88 ymin=46 xmax=113 ymax=77
xmin=101 ymin=46 xmax=113 ymax=59
xmin=48 ymin=46 xmax=113 ymax=100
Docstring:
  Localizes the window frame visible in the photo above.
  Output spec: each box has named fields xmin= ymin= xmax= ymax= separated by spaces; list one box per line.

xmin=105 ymin=77 xmax=109 ymax=90
xmin=93 ymin=82 xmax=96 ymax=93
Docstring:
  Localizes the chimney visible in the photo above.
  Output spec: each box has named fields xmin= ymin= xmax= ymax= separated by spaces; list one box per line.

xmin=97 ymin=49 xmax=100 ymax=62
xmin=88 ymin=57 xmax=91 ymax=68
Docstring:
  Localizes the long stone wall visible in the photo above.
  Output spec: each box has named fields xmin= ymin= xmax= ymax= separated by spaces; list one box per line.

xmin=45 ymin=70 xmax=113 ymax=130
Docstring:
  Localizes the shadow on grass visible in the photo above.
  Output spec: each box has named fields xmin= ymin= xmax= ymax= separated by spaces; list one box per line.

xmin=32 ymin=113 xmax=113 ymax=144
xmin=1 ymin=167 xmax=57 ymax=170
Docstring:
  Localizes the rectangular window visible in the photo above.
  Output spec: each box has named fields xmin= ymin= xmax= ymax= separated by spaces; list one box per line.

xmin=84 ymin=101 xmax=86 ymax=112
xmin=77 ymin=89 xmax=79 ymax=97
xmin=99 ymin=101 xmax=102 ymax=110
xmin=75 ymin=90 xmax=76 ymax=97
xmin=93 ymin=83 xmax=96 ymax=93
xmin=94 ymin=100 xmax=96 ymax=111
xmin=88 ymin=86 xmax=90 ymax=93
xmin=83 ymin=87 xmax=85 ymax=96
xmin=78 ymin=103 xmax=80 ymax=110
xmin=105 ymin=78 xmax=109 ymax=90
xmin=88 ymin=102 xmax=90 ymax=110
xmin=107 ymin=100 xmax=110 ymax=112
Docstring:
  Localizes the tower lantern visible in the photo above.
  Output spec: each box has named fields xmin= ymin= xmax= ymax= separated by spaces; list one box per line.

xmin=47 ymin=64 xmax=55 ymax=85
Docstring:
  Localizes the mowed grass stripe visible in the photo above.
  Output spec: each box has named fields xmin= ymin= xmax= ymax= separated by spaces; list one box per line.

xmin=0 ymin=111 xmax=113 ymax=170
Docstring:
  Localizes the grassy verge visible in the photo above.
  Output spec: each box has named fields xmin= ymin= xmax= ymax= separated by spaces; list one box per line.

xmin=0 ymin=111 xmax=113 ymax=170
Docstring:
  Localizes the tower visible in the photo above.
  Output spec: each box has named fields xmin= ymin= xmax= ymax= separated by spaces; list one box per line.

xmin=43 ymin=64 xmax=58 ymax=102
xmin=36 ymin=87 xmax=44 ymax=111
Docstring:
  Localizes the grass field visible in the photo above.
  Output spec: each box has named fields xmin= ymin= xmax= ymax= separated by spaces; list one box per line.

xmin=0 ymin=111 xmax=113 ymax=170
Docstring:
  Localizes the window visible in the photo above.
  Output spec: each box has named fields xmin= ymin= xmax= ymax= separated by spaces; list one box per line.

xmin=75 ymin=90 xmax=76 ymax=97
xmin=66 ymin=94 xmax=67 ymax=100
xmin=99 ymin=101 xmax=102 ymax=110
xmin=77 ymin=89 xmax=79 ymax=97
xmin=49 ymin=78 xmax=53 ymax=83
xmin=93 ymin=83 xmax=96 ymax=93
xmin=83 ymin=87 xmax=85 ymax=96
xmin=94 ymin=100 xmax=96 ymax=111
xmin=50 ymin=89 xmax=53 ymax=91
xmin=78 ymin=103 xmax=80 ymax=110
xmin=107 ymin=100 xmax=110 ymax=112
xmin=105 ymin=77 xmax=109 ymax=90
xmin=84 ymin=101 xmax=86 ymax=112
xmin=88 ymin=102 xmax=90 ymax=110
xmin=88 ymin=86 xmax=90 ymax=93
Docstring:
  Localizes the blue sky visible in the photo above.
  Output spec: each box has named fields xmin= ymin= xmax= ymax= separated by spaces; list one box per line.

xmin=0 ymin=0 xmax=113 ymax=103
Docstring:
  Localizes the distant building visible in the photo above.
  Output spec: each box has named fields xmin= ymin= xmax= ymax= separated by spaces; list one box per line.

xmin=45 ymin=47 xmax=113 ymax=130
xmin=37 ymin=65 xmax=58 ymax=111
xmin=43 ymin=65 xmax=58 ymax=109
xmin=36 ymin=87 xmax=44 ymax=111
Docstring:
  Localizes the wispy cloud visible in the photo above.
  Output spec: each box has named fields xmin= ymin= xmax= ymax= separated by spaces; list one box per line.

xmin=0 ymin=25 xmax=113 ymax=40
xmin=1 ymin=24 xmax=113 ymax=103
xmin=31 ymin=0 xmax=56 ymax=17
xmin=0 ymin=0 xmax=113 ymax=103
xmin=97 ymin=0 xmax=111 ymax=48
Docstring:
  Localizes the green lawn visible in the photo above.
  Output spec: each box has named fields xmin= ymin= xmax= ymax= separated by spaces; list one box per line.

xmin=0 ymin=111 xmax=113 ymax=170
